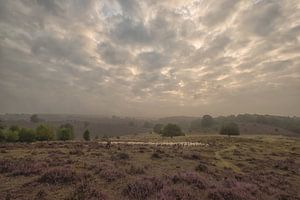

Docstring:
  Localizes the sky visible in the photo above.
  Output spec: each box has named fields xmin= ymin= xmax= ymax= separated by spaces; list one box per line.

xmin=0 ymin=0 xmax=299 ymax=117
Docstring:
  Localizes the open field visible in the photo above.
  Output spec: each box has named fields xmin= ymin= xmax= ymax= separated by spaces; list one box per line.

xmin=0 ymin=135 xmax=299 ymax=200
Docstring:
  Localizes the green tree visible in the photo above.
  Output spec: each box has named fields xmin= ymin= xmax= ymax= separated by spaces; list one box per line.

xmin=83 ymin=129 xmax=90 ymax=141
xmin=220 ymin=122 xmax=240 ymax=136
xmin=153 ymin=124 xmax=164 ymax=134
xmin=56 ymin=128 xmax=73 ymax=141
xmin=201 ymin=115 xmax=214 ymax=128
xmin=5 ymin=130 xmax=19 ymax=142
xmin=19 ymin=128 xmax=36 ymax=143
xmin=59 ymin=123 xmax=74 ymax=139
xmin=161 ymin=124 xmax=184 ymax=137
xmin=36 ymin=124 xmax=54 ymax=141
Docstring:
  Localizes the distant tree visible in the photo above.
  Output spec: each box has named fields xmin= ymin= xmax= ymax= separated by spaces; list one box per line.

xmin=83 ymin=129 xmax=90 ymax=141
xmin=190 ymin=118 xmax=202 ymax=131
xmin=201 ymin=115 xmax=214 ymax=128
xmin=19 ymin=128 xmax=36 ymax=143
xmin=9 ymin=125 xmax=20 ymax=132
xmin=36 ymin=124 xmax=54 ymax=141
xmin=5 ymin=130 xmax=19 ymax=142
xmin=153 ymin=124 xmax=164 ymax=134
xmin=56 ymin=128 xmax=73 ymax=141
xmin=143 ymin=121 xmax=153 ymax=128
xmin=59 ymin=123 xmax=74 ymax=139
xmin=30 ymin=114 xmax=40 ymax=123
xmin=128 ymin=121 xmax=135 ymax=127
xmin=220 ymin=122 xmax=240 ymax=136
xmin=161 ymin=124 xmax=184 ymax=137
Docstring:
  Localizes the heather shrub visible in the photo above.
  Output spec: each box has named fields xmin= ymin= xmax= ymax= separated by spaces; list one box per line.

xmin=0 ymin=159 xmax=15 ymax=173
xmin=126 ymin=165 xmax=145 ymax=175
xmin=68 ymin=181 xmax=108 ymax=200
xmin=123 ymin=177 xmax=164 ymax=200
xmin=18 ymin=128 xmax=36 ymax=143
xmin=100 ymin=168 xmax=125 ymax=182
xmin=156 ymin=185 xmax=197 ymax=200
xmin=11 ymin=161 xmax=47 ymax=176
xmin=195 ymin=163 xmax=208 ymax=172
xmin=171 ymin=171 xmax=208 ymax=189
xmin=69 ymin=148 xmax=84 ymax=156
xmin=39 ymin=168 xmax=79 ymax=184
xmin=36 ymin=124 xmax=54 ymax=141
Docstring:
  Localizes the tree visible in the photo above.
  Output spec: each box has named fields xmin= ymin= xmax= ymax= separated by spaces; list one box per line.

xmin=153 ymin=124 xmax=164 ymax=134
xmin=59 ymin=123 xmax=74 ymax=139
xmin=36 ymin=124 xmax=54 ymax=141
xmin=5 ymin=130 xmax=19 ymax=142
xmin=19 ymin=128 xmax=36 ymax=143
xmin=161 ymin=124 xmax=184 ymax=137
xmin=30 ymin=114 xmax=40 ymax=123
xmin=56 ymin=128 xmax=73 ymax=141
xmin=220 ymin=122 xmax=240 ymax=136
xmin=201 ymin=115 xmax=214 ymax=128
xmin=83 ymin=129 xmax=90 ymax=141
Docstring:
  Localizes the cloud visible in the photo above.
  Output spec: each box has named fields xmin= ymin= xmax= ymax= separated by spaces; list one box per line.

xmin=0 ymin=0 xmax=299 ymax=117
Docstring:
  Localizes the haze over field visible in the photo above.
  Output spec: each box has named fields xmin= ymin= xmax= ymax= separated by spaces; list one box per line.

xmin=0 ymin=0 xmax=300 ymax=117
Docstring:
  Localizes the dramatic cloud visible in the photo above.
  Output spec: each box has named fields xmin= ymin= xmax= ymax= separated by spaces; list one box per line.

xmin=0 ymin=0 xmax=299 ymax=117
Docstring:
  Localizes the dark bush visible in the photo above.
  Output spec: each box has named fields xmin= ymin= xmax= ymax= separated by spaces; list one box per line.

xmin=111 ymin=152 xmax=129 ymax=160
xmin=126 ymin=165 xmax=145 ymax=175
xmin=195 ymin=163 xmax=208 ymax=172
xmin=83 ymin=129 xmax=90 ymax=141
xmin=18 ymin=128 xmax=36 ymax=143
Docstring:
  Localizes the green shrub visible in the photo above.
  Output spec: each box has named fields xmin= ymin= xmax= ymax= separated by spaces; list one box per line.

xmin=5 ymin=130 xmax=19 ymax=142
xmin=59 ymin=123 xmax=74 ymax=139
xmin=83 ymin=130 xmax=90 ymax=141
xmin=220 ymin=122 xmax=240 ymax=136
xmin=9 ymin=125 xmax=20 ymax=132
xmin=36 ymin=125 xmax=54 ymax=141
xmin=57 ymin=128 xmax=73 ymax=141
xmin=161 ymin=124 xmax=184 ymax=137
xmin=19 ymin=128 xmax=36 ymax=143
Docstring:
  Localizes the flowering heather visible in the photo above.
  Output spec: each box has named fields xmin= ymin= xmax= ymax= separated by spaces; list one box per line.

xmin=38 ymin=168 xmax=80 ymax=184
xmin=123 ymin=177 xmax=164 ymax=200
xmin=171 ymin=171 xmax=209 ymax=189
xmin=99 ymin=168 xmax=125 ymax=182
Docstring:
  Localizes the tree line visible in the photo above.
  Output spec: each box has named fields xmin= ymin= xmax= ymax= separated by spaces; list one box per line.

xmin=0 ymin=123 xmax=91 ymax=143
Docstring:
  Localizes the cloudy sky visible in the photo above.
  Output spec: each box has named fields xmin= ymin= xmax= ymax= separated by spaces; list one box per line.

xmin=0 ymin=0 xmax=299 ymax=117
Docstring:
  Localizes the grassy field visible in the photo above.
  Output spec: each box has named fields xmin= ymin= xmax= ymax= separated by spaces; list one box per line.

xmin=0 ymin=134 xmax=299 ymax=200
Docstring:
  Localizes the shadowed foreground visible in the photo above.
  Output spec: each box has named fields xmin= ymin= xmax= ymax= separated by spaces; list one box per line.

xmin=0 ymin=135 xmax=299 ymax=200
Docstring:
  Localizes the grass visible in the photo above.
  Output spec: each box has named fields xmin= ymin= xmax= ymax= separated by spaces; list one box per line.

xmin=0 ymin=134 xmax=299 ymax=199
